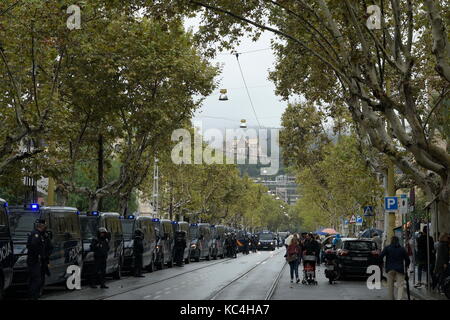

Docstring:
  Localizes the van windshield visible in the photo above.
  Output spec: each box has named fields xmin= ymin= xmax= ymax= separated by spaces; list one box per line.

xmin=80 ymin=217 xmax=98 ymax=240
xmin=9 ymin=211 xmax=37 ymax=238
xmin=121 ymin=220 xmax=134 ymax=240
xmin=259 ymin=233 xmax=274 ymax=240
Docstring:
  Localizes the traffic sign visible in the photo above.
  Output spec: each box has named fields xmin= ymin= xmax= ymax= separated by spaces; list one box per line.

xmin=384 ymin=197 xmax=398 ymax=211
xmin=356 ymin=215 xmax=363 ymax=226
xmin=399 ymin=196 xmax=408 ymax=215
xmin=349 ymin=215 xmax=356 ymax=224
xmin=344 ymin=219 xmax=349 ymax=225
xmin=363 ymin=206 xmax=374 ymax=216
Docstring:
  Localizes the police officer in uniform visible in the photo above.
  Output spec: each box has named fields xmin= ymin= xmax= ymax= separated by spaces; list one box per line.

xmin=133 ymin=229 xmax=145 ymax=277
xmin=26 ymin=219 xmax=48 ymax=300
xmin=173 ymin=231 xmax=187 ymax=267
xmin=90 ymin=227 xmax=110 ymax=288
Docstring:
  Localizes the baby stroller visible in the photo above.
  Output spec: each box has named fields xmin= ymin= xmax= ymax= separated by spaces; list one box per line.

xmin=302 ymin=252 xmax=318 ymax=285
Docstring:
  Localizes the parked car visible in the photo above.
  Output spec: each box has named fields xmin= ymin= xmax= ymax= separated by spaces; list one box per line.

xmin=210 ymin=225 xmax=225 ymax=259
xmin=172 ymin=221 xmax=191 ymax=264
xmin=189 ymin=223 xmax=213 ymax=262
xmin=80 ymin=212 xmax=124 ymax=280
xmin=0 ymin=199 xmax=13 ymax=300
xmin=9 ymin=204 xmax=83 ymax=292
xmin=152 ymin=218 xmax=174 ymax=269
xmin=335 ymin=238 xmax=380 ymax=279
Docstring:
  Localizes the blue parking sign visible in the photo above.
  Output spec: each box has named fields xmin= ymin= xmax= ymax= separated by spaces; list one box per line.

xmin=384 ymin=197 xmax=398 ymax=211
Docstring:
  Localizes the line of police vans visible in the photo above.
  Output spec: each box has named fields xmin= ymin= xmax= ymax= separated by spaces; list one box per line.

xmin=0 ymin=200 xmax=252 ymax=299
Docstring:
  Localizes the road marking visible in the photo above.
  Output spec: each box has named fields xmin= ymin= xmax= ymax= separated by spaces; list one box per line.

xmin=261 ymin=261 xmax=267 ymax=265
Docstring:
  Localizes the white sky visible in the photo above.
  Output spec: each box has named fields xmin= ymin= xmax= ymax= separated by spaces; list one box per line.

xmin=185 ymin=18 xmax=289 ymax=131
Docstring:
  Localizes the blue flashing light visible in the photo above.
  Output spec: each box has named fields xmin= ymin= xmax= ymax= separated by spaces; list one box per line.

xmin=152 ymin=218 xmax=160 ymax=222
xmin=30 ymin=203 xmax=39 ymax=211
xmin=171 ymin=221 xmax=178 ymax=224
xmin=76 ymin=211 xmax=80 ymax=215
xmin=190 ymin=223 xmax=198 ymax=226
xmin=128 ymin=215 xmax=135 ymax=220
xmin=91 ymin=211 xmax=99 ymax=216
xmin=3 ymin=202 xmax=8 ymax=208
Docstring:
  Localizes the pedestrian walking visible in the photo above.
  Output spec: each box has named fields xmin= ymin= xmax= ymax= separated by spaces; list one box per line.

xmin=286 ymin=234 xmax=301 ymax=284
xmin=26 ymin=219 xmax=49 ymax=300
xmin=415 ymin=226 xmax=435 ymax=288
xmin=133 ymin=229 xmax=145 ymax=277
xmin=90 ymin=227 xmax=110 ymax=288
xmin=434 ymin=233 xmax=449 ymax=292
xmin=379 ymin=236 xmax=411 ymax=300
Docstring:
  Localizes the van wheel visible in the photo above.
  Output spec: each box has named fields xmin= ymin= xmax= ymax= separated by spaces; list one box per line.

xmin=112 ymin=263 xmax=122 ymax=280
xmin=206 ymin=252 xmax=211 ymax=261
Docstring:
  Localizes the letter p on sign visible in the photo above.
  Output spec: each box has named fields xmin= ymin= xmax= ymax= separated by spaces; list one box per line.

xmin=66 ymin=265 xmax=81 ymax=290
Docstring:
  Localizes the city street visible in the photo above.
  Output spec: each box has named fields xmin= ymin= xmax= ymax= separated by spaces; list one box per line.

xmin=20 ymin=248 xmax=396 ymax=301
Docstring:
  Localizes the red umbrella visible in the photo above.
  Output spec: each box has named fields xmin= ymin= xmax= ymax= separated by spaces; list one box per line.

xmin=321 ymin=228 xmax=338 ymax=235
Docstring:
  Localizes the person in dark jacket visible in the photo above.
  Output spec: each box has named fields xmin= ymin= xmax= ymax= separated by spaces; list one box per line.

xmin=380 ymin=236 xmax=410 ymax=300
xmin=434 ymin=233 xmax=449 ymax=292
xmin=26 ymin=219 xmax=47 ymax=300
xmin=173 ymin=231 xmax=187 ymax=267
xmin=133 ymin=229 xmax=145 ymax=277
xmin=415 ymin=226 xmax=435 ymax=288
xmin=90 ymin=227 xmax=110 ymax=288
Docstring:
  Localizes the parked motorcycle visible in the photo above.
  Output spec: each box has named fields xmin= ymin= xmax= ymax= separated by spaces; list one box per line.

xmin=323 ymin=244 xmax=339 ymax=284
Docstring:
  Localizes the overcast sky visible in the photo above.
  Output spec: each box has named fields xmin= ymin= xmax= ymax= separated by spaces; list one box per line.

xmin=185 ymin=19 xmax=289 ymax=132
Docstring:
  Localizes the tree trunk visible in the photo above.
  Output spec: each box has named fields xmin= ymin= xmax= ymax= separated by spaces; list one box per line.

xmin=89 ymin=196 xmax=100 ymax=212
xmin=118 ymin=193 xmax=130 ymax=216
xmin=438 ymin=175 xmax=450 ymax=235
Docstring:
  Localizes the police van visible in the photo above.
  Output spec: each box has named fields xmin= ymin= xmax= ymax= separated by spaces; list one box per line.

xmin=189 ymin=223 xmax=213 ymax=262
xmin=79 ymin=212 xmax=124 ymax=280
xmin=257 ymin=231 xmax=276 ymax=250
xmin=121 ymin=215 xmax=157 ymax=273
xmin=152 ymin=218 xmax=174 ymax=269
xmin=210 ymin=225 xmax=226 ymax=259
xmin=8 ymin=204 xmax=83 ymax=290
xmin=172 ymin=221 xmax=191 ymax=264
xmin=0 ymin=199 xmax=13 ymax=299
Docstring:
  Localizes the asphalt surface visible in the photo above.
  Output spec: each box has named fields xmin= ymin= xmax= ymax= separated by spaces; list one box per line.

xmin=7 ymin=247 xmax=414 ymax=300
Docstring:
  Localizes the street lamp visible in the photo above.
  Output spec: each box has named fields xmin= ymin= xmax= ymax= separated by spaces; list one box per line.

xmin=219 ymin=89 xmax=228 ymax=101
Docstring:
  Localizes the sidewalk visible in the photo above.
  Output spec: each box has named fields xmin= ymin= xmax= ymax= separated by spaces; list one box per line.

xmin=408 ymin=280 xmax=447 ymax=300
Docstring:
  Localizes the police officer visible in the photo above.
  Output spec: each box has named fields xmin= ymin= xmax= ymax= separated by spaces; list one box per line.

xmin=231 ymin=233 xmax=238 ymax=258
xmin=26 ymin=219 xmax=48 ymax=300
xmin=243 ymin=235 xmax=250 ymax=255
xmin=133 ymin=229 xmax=145 ymax=277
xmin=173 ymin=231 xmax=187 ymax=267
xmin=90 ymin=227 xmax=110 ymax=288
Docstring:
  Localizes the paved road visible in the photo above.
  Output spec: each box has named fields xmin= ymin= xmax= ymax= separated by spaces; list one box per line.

xmin=7 ymin=247 xmax=412 ymax=300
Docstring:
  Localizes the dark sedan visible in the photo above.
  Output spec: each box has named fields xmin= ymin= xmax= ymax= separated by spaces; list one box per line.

xmin=335 ymin=238 xmax=380 ymax=278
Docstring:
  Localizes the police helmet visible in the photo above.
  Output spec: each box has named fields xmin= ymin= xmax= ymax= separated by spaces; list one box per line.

xmin=98 ymin=227 xmax=108 ymax=233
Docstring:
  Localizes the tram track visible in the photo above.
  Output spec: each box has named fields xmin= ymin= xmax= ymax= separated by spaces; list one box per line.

xmin=96 ymin=257 xmax=233 ymax=300
xmin=208 ymin=249 xmax=284 ymax=300
xmin=265 ymin=261 xmax=287 ymax=300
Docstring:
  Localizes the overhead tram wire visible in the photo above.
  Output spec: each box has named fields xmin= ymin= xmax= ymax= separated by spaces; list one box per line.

xmin=235 ymin=52 xmax=263 ymax=129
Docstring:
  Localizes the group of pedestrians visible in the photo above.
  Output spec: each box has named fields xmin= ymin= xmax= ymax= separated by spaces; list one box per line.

xmin=284 ymin=233 xmax=321 ymax=284
xmin=377 ymin=226 xmax=450 ymax=299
